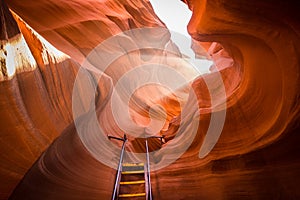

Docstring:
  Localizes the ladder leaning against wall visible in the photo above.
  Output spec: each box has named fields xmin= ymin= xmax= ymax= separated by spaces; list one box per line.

xmin=108 ymin=134 xmax=164 ymax=200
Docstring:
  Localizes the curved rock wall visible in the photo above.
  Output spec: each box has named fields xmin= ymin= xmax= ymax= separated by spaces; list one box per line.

xmin=155 ymin=0 xmax=300 ymax=199
xmin=1 ymin=0 xmax=300 ymax=199
xmin=0 ymin=1 xmax=82 ymax=198
xmin=2 ymin=0 xmax=182 ymax=199
xmin=7 ymin=0 xmax=165 ymax=64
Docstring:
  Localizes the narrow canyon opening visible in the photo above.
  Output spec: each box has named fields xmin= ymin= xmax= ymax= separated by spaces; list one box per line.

xmin=1 ymin=0 xmax=300 ymax=199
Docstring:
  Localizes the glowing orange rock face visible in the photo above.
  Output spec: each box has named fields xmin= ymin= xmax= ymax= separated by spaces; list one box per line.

xmin=6 ymin=0 xmax=165 ymax=65
xmin=187 ymin=0 xmax=300 ymax=155
xmin=0 ymin=1 xmax=81 ymax=198
xmin=2 ymin=0 xmax=186 ymax=198
xmin=1 ymin=0 xmax=300 ymax=200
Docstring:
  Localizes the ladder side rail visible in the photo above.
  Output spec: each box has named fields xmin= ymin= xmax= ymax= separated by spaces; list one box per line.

xmin=145 ymin=139 xmax=152 ymax=200
xmin=110 ymin=135 xmax=127 ymax=200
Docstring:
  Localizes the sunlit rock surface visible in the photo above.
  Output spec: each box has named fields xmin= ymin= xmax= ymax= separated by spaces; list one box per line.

xmin=6 ymin=0 xmax=165 ymax=64
xmin=2 ymin=0 xmax=193 ymax=199
xmin=0 ymin=1 xmax=81 ymax=198
xmin=1 ymin=0 xmax=300 ymax=199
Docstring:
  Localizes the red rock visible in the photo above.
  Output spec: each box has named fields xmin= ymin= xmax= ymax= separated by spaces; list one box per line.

xmin=1 ymin=0 xmax=300 ymax=199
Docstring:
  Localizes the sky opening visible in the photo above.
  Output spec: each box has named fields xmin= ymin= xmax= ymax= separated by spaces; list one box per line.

xmin=149 ymin=0 xmax=212 ymax=74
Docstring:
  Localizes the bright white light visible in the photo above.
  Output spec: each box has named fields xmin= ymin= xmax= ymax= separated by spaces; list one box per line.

xmin=0 ymin=35 xmax=37 ymax=80
xmin=149 ymin=0 xmax=212 ymax=74
xmin=149 ymin=0 xmax=191 ymax=37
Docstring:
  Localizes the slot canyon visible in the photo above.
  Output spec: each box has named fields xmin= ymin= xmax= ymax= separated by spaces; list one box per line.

xmin=1 ymin=0 xmax=300 ymax=199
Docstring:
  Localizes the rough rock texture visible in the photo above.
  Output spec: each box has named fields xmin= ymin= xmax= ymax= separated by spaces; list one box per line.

xmin=1 ymin=0 xmax=300 ymax=199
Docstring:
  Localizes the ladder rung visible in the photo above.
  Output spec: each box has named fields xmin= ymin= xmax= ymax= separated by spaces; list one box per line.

xmin=122 ymin=163 xmax=144 ymax=167
xmin=121 ymin=170 xmax=144 ymax=174
xmin=120 ymin=180 xmax=145 ymax=185
xmin=119 ymin=193 xmax=146 ymax=198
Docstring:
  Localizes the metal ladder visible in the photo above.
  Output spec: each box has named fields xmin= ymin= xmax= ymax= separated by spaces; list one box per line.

xmin=118 ymin=162 xmax=147 ymax=199
xmin=109 ymin=134 xmax=164 ymax=200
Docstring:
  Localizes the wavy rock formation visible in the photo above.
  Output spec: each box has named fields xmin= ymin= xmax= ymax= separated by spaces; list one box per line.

xmin=0 ymin=1 xmax=82 ymax=198
xmin=2 ymin=0 xmax=192 ymax=199
xmin=1 ymin=0 xmax=300 ymax=199
xmin=6 ymin=0 xmax=165 ymax=64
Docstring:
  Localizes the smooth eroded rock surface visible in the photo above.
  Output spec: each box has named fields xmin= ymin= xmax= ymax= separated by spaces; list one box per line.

xmin=1 ymin=0 xmax=300 ymax=199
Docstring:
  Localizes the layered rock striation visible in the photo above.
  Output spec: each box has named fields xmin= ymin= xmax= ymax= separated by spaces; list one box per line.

xmin=1 ymin=0 xmax=300 ymax=199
